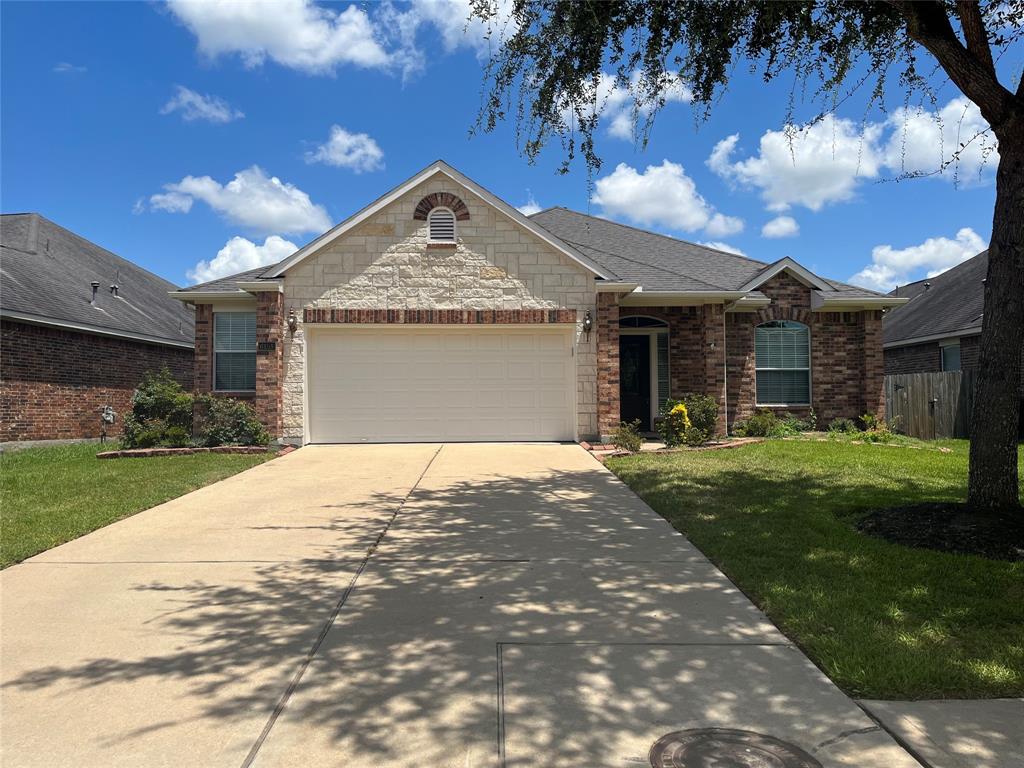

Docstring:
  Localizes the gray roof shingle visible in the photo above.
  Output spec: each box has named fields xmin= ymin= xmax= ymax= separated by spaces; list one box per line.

xmin=173 ymin=204 xmax=891 ymax=301
xmin=1 ymin=213 xmax=194 ymax=346
xmin=883 ymin=250 xmax=987 ymax=344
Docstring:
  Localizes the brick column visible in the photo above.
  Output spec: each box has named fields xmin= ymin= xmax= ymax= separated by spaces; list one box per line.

xmin=255 ymin=292 xmax=284 ymax=438
xmin=701 ymin=303 xmax=728 ymax=434
xmin=862 ymin=309 xmax=885 ymax=420
xmin=193 ymin=303 xmax=212 ymax=393
xmin=596 ymin=293 xmax=620 ymax=440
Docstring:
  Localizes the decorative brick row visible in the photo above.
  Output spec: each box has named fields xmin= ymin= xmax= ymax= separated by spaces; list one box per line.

xmin=413 ymin=192 xmax=470 ymax=221
xmin=302 ymin=308 xmax=577 ymax=325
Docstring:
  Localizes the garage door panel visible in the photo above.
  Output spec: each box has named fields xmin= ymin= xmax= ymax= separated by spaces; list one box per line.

xmin=308 ymin=327 xmax=575 ymax=443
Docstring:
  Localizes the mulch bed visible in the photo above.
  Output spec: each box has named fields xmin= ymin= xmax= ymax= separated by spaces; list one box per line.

xmin=97 ymin=445 xmax=278 ymax=459
xmin=856 ymin=502 xmax=1024 ymax=561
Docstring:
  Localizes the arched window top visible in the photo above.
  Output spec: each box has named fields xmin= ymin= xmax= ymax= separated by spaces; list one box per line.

xmin=428 ymin=207 xmax=456 ymax=242
xmin=758 ymin=320 xmax=808 ymax=331
xmin=414 ymin=192 xmax=470 ymax=221
xmin=619 ymin=316 xmax=668 ymax=329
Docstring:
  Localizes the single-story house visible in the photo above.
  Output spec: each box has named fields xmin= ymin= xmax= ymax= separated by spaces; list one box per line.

xmin=884 ymin=249 xmax=1022 ymax=376
xmin=1 ymin=213 xmax=194 ymax=442
xmin=171 ymin=161 xmax=905 ymax=444
xmin=884 ymin=249 xmax=1023 ymax=435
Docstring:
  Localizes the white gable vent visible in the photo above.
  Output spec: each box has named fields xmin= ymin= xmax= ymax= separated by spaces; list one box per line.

xmin=428 ymin=207 xmax=456 ymax=242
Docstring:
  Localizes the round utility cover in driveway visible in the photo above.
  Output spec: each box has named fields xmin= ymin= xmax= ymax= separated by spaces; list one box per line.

xmin=649 ymin=728 xmax=822 ymax=768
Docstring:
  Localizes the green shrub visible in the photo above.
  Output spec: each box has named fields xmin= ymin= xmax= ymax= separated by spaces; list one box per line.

xmin=681 ymin=426 xmax=709 ymax=447
xmin=732 ymin=409 xmax=798 ymax=438
xmin=610 ymin=419 xmax=644 ymax=453
xmin=195 ymin=395 xmax=269 ymax=447
xmin=120 ymin=369 xmax=194 ymax=449
xmin=659 ymin=394 xmax=718 ymax=447
xmin=828 ymin=417 xmax=858 ymax=434
xmin=860 ymin=412 xmax=881 ymax=431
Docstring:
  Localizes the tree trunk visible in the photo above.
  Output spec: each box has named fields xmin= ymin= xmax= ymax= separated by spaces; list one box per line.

xmin=967 ymin=129 xmax=1023 ymax=513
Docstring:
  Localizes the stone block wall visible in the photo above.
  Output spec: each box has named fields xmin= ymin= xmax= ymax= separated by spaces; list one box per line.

xmin=281 ymin=175 xmax=598 ymax=442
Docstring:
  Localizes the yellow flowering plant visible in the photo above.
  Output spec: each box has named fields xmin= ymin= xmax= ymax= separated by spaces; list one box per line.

xmin=658 ymin=395 xmax=717 ymax=447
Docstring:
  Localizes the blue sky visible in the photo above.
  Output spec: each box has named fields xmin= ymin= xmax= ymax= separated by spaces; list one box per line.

xmin=2 ymin=1 xmax=1015 ymax=291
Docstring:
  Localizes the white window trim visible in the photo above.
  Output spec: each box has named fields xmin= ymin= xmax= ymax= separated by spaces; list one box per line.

xmin=754 ymin=321 xmax=812 ymax=408
xmin=427 ymin=206 xmax=457 ymax=242
xmin=213 ymin=309 xmax=257 ymax=393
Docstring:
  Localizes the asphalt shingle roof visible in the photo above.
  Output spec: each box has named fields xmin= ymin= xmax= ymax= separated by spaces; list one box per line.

xmin=1 ymin=213 xmax=194 ymax=346
xmin=883 ymin=250 xmax=987 ymax=344
xmin=173 ymin=204 xmax=890 ymax=301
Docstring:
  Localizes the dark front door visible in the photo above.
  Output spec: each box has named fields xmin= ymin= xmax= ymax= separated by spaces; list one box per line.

xmin=619 ymin=335 xmax=651 ymax=430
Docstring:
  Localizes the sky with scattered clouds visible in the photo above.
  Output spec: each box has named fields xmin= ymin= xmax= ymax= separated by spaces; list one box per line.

xmin=2 ymin=1 xmax=1014 ymax=291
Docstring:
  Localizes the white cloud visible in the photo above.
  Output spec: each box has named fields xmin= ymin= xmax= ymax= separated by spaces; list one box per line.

xmin=561 ymin=70 xmax=692 ymax=142
xmin=709 ymin=98 xmax=996 ymax=213
xmin=517 ymin=192 xmax=542 ymax=216
xmin=160 ymin=85 xmax=244 ymax=123
xmin=708 ymin=116 xmax=883 ymax=212
xmin=166 ymin=0 xmax=390 ymax=74
xmin=849 ymin=227 xmax=985 ymax=291
xmin=132 ymin=198 xmax=146 ymax=216
xmin=761 ymin=215 xmax=799 ymax=239
xmin=187 ymin=235 xmax=297 ymax=284
xmin=150 ymin=166 xmax=331 ymax=235
xmin=883 ymin=96 xmax=996 ymax=182
xmin=53 ymin=62 xmax=86 ymax=73
xmin=381 ymin=0 xmax=518 ymax=77
xmin=700 ymin=241 xmax=747 ymax=257
xmin=305 ymin=125 xmax=384 ymax=173
xmin=592 ymin=160 xmax=743 ymax=236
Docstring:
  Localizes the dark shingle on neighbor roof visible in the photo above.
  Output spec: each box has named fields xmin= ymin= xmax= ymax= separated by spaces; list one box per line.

xmin=0 ymin=213 xmax=194 ymax=346
xmin=883 ymin=250 xmax=987 ymax=345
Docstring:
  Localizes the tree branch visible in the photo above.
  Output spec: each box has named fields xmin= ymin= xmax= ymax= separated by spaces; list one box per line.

xmin=955 ymin=0 xmax=996 ymax=76
xmin=890 ymin=0 xmax=1015 ymax=129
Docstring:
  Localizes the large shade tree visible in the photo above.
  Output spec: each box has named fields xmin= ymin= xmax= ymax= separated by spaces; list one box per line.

xmin=472 ymin=0 xmax=1023 ymax=512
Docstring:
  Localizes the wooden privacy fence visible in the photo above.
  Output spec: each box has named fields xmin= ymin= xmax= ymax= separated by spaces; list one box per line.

xmin=884 ymin=371 xmax=976 ymax=439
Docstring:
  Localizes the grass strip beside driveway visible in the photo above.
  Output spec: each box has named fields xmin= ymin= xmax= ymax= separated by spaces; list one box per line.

xmin=1 ymin=443 xmax=273 ymax=568
xmin=606 ymin=440 xmax=1024 ymax=700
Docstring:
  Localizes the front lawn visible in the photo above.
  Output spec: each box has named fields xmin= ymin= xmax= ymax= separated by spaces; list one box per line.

xmin=606 ymin=440 xmax=1024 ymax=699
xmin=1 ymin=443 xmax=273 ymax=568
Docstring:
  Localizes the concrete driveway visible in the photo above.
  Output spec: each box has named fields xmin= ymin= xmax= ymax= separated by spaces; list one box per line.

xmin=0 ymin=444 xmax=918 ymax=767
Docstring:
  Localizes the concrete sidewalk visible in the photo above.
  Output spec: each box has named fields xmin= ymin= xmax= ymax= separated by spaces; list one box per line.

xmin=860 ymin=699 xmax=1023 ymax=768
xmin=1 ymin=444 xmax=920 ymax=766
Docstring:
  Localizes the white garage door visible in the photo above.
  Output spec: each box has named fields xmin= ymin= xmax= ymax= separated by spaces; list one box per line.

xmin=307 ymin=326 xmax=576 ymax=443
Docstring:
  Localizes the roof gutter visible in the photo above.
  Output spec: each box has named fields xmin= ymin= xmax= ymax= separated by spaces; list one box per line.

xmin=811 ymin=294 xmax=910 ymax=310
xmin=1 ymin=309 xmax=193 ymax=349
xmin=168 ymin=290 xmax=258 ymax=302
xmin=619 ymin=290 xmax=748 ymax=306
xmin=595 ymin=281 xmax=640 ymax=293
xmin=883 ymin=327 xmax=982 ymax=349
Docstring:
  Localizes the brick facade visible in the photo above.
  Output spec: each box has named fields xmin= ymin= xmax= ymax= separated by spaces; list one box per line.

xmin=0 ymin=319 xmax=193 ymax=442
xmin=726 ymin=273 xmax=884 ymax=426
xmin=596 ymin=293 xmax=620 ymax=437
xmin=255 ymin=292 xmax=284 ymax=438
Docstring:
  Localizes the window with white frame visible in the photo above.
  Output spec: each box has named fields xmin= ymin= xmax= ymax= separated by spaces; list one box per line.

xmin=755 ymin=320 xmax=810 ymax=405
xmin=940 ymin=341 xmax=961 ymax=371
xmin=214 ymin=312 xmax=256 ymax=391
xmin=428 ymin=207 xmax=456 ymax=242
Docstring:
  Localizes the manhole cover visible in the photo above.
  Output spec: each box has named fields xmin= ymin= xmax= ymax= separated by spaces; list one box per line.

xmin=649 ymin=728 xmax=822 ymax=768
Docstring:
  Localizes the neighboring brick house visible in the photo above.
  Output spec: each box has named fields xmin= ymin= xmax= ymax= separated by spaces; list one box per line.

xmin=885 ymin=250 xmax=1024 ymax=383
xmin=171 ymin=161 xmax=903 ymax=444
xmin=883 ymin=249 xmax=1023 ymax=433
xmin=1 ymin=214 xmax=194 ymax=442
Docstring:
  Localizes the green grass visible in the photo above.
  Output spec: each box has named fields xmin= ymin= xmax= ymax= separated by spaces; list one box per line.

xmin=606 ymin=440 xmax=1024 ymax=700
xmin=1 ymin=443 xmax=273 ymax=568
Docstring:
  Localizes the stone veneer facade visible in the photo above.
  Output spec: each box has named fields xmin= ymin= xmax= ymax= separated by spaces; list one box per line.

xmin=279 ymin=176 xmax=597 ymax=442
